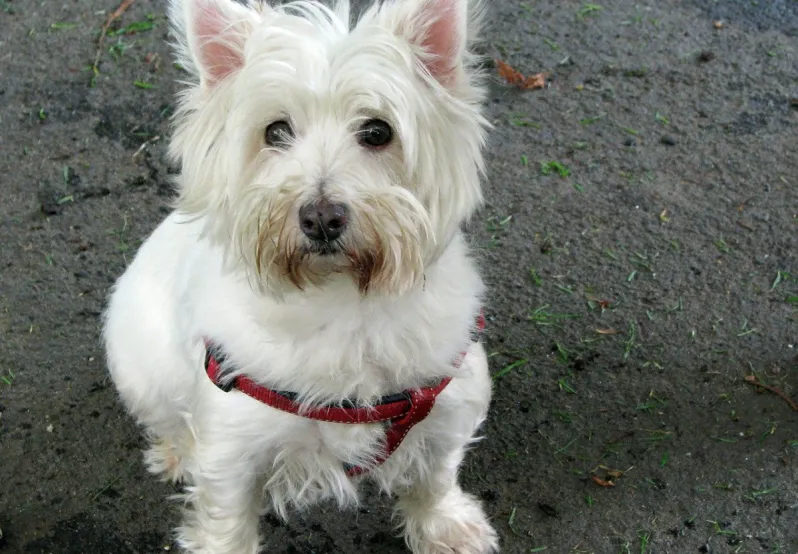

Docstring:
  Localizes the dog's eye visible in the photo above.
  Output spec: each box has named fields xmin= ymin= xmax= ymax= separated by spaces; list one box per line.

xmin=358 ymin=119 xmax=393 ymax=148
xmin=265 ymin=121 xmax=294 ymax=148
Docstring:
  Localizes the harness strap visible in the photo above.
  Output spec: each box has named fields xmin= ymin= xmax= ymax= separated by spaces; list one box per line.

xmin=204 ymin=310 xmax=485 ymax=476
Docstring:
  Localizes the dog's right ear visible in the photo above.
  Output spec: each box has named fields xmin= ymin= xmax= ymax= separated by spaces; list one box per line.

xmin=169 ymin=0 xmax=263 ymax=89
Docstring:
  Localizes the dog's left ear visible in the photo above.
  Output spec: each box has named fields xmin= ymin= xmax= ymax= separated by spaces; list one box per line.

xmin=387 ymin=0 xmax=476 ymax=87
xmin=170 ymin=0 xmax=263 ymax=89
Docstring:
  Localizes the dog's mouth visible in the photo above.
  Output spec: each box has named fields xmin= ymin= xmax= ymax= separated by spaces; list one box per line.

xmin=303 ymin=241 xmax=343 ymax=257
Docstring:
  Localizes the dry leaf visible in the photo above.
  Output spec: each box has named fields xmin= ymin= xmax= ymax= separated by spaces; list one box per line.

xmin=591 ymin=475 xmax=615 ymax=487
xmin=606 ymin=469 xmax=624 ymax=479
xmin=596 ymin=328 xmax=619 ymax=335
xmin=496 ymin=59 xmax=546 ymax=90
xmin=524 ymin=72 xmax=546 ymax=90
xmin=496 ymin=59 xmax=523 ymax=85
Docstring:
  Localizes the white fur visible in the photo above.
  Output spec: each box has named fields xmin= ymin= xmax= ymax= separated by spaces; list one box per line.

xmin=103 ymin=0 xmax=497 ymax=552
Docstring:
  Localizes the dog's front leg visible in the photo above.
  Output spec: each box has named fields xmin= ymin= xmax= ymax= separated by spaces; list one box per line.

xmin=176 ymin=442 xmax=262 ymax=554
xmin=394 ymin=453 xmax=499 ymax=554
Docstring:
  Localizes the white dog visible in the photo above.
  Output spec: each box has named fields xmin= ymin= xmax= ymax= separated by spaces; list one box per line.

xmin=102 ymin=0 xmax=497 ymax=552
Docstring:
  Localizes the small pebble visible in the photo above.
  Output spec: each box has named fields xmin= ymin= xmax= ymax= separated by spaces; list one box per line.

xmin=661 ymin=135 xmax=677 ymax=146
xmin=698 ymin=50 xmax=715 ymax=62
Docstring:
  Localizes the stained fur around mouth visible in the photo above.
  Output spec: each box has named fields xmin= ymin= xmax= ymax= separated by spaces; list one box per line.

xmin=303 ymin=241 xmax=343 ymax=256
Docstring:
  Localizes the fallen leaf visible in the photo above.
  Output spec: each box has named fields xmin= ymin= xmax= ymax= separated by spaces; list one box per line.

xmin=596 ymin=328 xmax=619 ymax=335
xmin=496 ymin=59 xmax=522 ymax=84
xmin=591 ymin=475 xmax=615 ymax=487
xmin=524 ymin=72 xmax=546 ymax=90
xmin=606 ymin=469 xmax=624 ymax=479
xmin=496 ymin=60 xmax=525 ymax=85
xmin=496 ymin=59 xmax=546 ymax=90
xmin=659 ymin=209 xmax=670 ymax=223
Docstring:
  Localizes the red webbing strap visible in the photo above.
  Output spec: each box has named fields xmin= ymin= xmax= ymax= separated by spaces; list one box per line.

xmin=205 ymin=351 xmax=452 ymax=477
xmin=476 ymin=310 xmax=486 ymax=334
xmin=205 ymin=353 xmax=412 ymax=424
xmin=345 ymin=376 xmax=452 ymax=477
xmin=203 ymin=309 xmax=484 ymax=476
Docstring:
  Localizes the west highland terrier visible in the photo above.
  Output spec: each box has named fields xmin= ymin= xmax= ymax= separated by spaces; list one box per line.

xmin=103 ymin=0 xmax=497 ymax=552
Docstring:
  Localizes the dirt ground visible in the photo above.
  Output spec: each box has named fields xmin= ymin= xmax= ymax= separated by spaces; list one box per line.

xmin=1 ymin=0 xmax=796 ymax=552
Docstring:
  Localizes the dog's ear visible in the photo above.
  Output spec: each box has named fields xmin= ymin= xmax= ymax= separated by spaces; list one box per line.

xmin=170 ymin=0 xmax=262 ymax=89
xmin=386 ymin=0 xmax=477 ymax=87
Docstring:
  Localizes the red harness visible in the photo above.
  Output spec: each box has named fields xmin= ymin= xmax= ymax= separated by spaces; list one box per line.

xmin=204 ymin=312 xmax=485 ymax=477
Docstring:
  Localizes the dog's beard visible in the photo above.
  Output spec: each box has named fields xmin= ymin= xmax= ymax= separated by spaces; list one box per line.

xmin=247 ymin=187 xmax=432 ymax=296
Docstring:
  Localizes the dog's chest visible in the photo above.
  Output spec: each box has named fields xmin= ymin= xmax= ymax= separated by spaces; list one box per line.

xmin=199 ymin=286 xmax=467 ymax=401
xmin=251 ymin=400 xmax=438 ymax=514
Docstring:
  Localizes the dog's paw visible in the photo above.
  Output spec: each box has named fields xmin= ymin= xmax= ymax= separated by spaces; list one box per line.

xmin=401 ymin=489 xmax=499 ymax=554
xmin=144 ymin=436 xmax=188 ymax=483
xmin=176 ymin=525 xmax=262 ymax=554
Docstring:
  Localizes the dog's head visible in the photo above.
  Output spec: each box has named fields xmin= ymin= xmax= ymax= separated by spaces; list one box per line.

xmin=168 ymin=0 xmax=488 ymax=295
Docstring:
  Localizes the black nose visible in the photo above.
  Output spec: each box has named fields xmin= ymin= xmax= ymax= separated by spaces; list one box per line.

xmin=298 ymin=200 xmax=349 ymax=242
